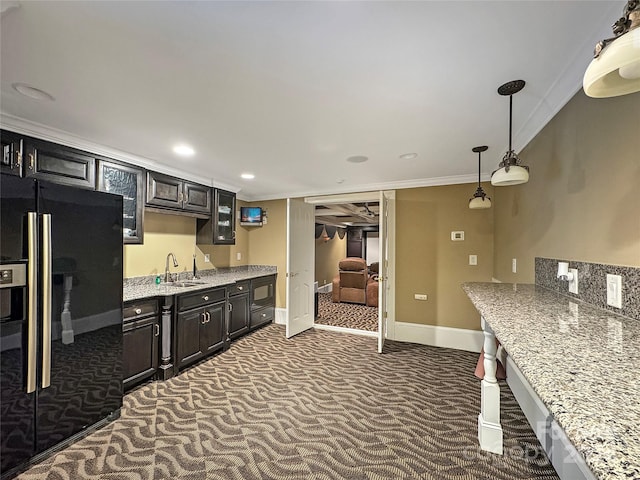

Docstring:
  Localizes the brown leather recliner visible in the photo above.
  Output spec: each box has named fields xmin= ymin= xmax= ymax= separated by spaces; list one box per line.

xmin=332 ymin=258 xmax=380 ymax=307
xmin=332 ymin=258 xmax=368 ymax=304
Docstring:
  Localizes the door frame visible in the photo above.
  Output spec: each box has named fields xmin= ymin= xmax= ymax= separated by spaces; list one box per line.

xmin=304 ymin=191 xmax=396 ymax=342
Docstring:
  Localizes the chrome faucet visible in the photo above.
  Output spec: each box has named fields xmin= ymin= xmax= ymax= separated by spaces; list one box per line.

xmin=165 ymin=253 xmax=178 ymax=283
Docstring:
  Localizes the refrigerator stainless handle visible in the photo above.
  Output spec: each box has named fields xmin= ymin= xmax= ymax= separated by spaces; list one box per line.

xmin=26 ymin=212 xmax=38 ymax=394
xmin=41 ymin=214 xmax=52 ymax=389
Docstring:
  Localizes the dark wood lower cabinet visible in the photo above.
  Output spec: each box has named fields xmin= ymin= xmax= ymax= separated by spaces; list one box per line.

xmin=175 ymin=288 xmax=226 ymax=371
xmin=228 ymin=293 xmax=250 ymax=340
xmin=122 ymin=299 xmax=160 ymax=391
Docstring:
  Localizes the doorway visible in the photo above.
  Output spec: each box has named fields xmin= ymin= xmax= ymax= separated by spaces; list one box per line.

xmin=286 ymin=191 xmax=395 ymax=351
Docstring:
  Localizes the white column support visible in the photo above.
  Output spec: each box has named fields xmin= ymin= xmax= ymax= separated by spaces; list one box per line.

xmin=478 ymin=316 xmax=503 ymax=454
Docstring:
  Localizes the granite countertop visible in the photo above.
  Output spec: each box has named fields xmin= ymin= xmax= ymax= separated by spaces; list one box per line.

xmin=124 ymin=265 xmax=277 ymax=302
xmin=462 ymin=282 xmax=640 ymax=480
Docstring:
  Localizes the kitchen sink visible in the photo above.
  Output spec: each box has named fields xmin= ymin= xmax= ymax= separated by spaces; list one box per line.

xmin=167 ymin=281 xmax=207 ymax=288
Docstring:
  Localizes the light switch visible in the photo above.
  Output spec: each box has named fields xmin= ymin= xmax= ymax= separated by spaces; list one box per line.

xmin=204 ymin=254 xmax=210 ymax=263
xmin=469 ymin=255 xmax=477 ymax=265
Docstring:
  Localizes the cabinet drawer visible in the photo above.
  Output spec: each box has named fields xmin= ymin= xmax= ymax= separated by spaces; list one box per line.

xmin=178 ymin=287 xmax=225 ymax=312
xmin=229 ymin=281 xmax=250 ymax=296
xmin=124 ymin=299 xmax=158 ymax=321
xmin=250 ymin=306 xmax=274 ymax=329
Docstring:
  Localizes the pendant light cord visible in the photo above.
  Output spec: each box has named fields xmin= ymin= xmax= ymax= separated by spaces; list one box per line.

xmin=508 ymin=95 xmax=513 ymax=153
xmin=477 ymin=152 xmax=481 ymax=186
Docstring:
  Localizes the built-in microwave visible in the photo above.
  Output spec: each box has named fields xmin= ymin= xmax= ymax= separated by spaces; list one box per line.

xmin=250 ymin=276 xmax=274 ymax=310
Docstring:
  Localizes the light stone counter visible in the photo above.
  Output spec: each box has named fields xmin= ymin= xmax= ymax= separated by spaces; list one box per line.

xmin=123 ymin=265 xmax=277 ymax=302
xmin=463 ymin=282 xmax=639 ymax=480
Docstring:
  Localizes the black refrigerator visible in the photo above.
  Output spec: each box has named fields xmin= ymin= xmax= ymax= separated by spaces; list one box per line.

xmin=0 ymin=175 xmax=123 ymax=478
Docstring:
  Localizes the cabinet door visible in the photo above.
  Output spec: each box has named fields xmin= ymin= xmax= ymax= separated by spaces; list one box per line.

xmin=183 ymin=181 xmax=211 ymax=214
xmin=97 ymin=160 xmax=145 ymax=244
xmin=123 ymin=317 xmax=159 ymax=390
xmin=213 ymin=189 xmax=236 ymax=244
xmin=228 ymin=293 xmax=249 ymax=340
xmin=177 ymin=309 xmax=204 ymax=367
xmin=1 ymin=130 xmax=23 ymax=176
xmin=201 ymin=302 xmax=225 ymax=354
xmin=146 ymin=171 xmax=183 ymax=209
xmin=23 ymin=139 xmax=95 ymax=189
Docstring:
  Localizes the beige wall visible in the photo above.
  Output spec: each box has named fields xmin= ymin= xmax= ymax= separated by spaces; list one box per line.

xmin=395 ymin=183 xmax=494 ymax=330
xmin=315 ymin=233 xmax=347 ymax=287
xmin=124 ymin=212 xmax=203 ymax=278
xmin=246 ymin=199 xmax=288 ymax=308
xmin=493 ymin=90 xmax=640 ymax=283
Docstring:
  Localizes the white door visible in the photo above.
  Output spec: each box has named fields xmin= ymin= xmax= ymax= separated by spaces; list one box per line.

xmin=286 ymin=198 xmax=315 ymax=338
xmin=378 ymin=190 xmax=395 ymax=353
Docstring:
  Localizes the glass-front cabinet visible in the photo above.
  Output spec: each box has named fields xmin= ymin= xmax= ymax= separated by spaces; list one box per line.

xmin=97 ymin=160 xmax=145 ymax=244
xmin=214 ymin=189 xmax=236 ymax=245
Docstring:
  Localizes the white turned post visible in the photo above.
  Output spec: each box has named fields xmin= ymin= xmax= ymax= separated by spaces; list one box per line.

xmin=478 ymin=316 xmax=503 ymax=454
xmin=61 ymin=274 xmax=75 ymax=345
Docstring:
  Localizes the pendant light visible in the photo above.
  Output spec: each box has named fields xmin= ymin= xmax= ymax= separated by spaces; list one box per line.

xmin=491 ymin=80 xmax=529 ymax=187
xmin=469 ymin=146 xmax=491 ymax=209
xmin=584 ymin=0 xmax=640 ymax=98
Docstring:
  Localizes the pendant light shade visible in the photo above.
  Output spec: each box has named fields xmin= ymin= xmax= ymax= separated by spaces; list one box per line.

xmin=469 ymin=146 xmax=491 ymax=209
xmin=584 ymin=1 xmax=640 ymax=98
xmin=491 ymin=80 xmax=530 ymax=187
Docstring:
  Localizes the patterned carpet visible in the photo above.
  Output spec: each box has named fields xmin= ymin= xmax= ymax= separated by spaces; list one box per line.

xmin=16 ymin=325 xmax=559 ymax=480
xmin=315 ymin=292 xmax=378 ymax=331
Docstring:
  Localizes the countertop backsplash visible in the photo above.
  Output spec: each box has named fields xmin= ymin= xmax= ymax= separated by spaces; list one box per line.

xmin=535 ymin=257 xmax=639 ymax=320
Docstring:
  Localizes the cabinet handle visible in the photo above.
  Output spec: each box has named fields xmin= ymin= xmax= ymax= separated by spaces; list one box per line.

xmin=16 ymin=149 xmax=22 ymax=168
xmin=179 ymin=191 xmax=184 ymax=203
xmin=201 ymin=313 xmax=206 ymax=325
xmin=28 ymin=153 xmax=35 ymax=170
xmin=232 ymin=230 xmax=236 ymax=239
xmin=238 ymin=286 xmax=243 ymax=291
xmin=206 ymin=311 xmax=211 ymax=323
xmin=228 ymin=303 xmax=233 ymax=312
xmin=154 ymin=324 xmax=160 ymax=337
xmin=135 ymin=308 xmax=142 ymax=315
xmin=262 ymin=313 xmax=267 ymax=318
xmin=203 ymin=295 xmax=209 ymax=301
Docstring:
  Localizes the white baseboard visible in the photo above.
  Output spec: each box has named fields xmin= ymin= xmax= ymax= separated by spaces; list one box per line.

xmin=274 ymin=308 xmax=287 ymax=325
xmin=392 ymin=321 xmax=483 ymax=353
xmin=317 ymin=284 xmax=332 ymax=294
xmin=313 ymin=323 xmax=378 ymax=337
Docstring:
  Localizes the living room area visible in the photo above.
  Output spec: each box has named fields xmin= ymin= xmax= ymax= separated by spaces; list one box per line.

xmin=314 ymin=202 xmax=380 ymax=333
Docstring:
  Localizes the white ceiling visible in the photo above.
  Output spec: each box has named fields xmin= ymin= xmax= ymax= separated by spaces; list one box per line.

xmin=0 ymin=1 xmax=618 ymax=200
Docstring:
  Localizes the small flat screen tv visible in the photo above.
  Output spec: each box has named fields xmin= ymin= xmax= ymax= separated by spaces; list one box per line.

xmin=240 ymin=207 xmax=263 ymax=226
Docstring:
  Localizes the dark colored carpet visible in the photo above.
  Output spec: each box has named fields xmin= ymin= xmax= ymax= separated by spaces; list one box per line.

xmin=315 ymin=292 xmax=378 ymax=332
xmin=16 ymin=324 xmax=559 ymax=479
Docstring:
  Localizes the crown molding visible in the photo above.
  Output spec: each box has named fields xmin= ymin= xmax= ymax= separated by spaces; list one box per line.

xmin=0 ymin=113 xmax=242 ymax=193
xmin=241 ymin=173 xmax=490 ymax=202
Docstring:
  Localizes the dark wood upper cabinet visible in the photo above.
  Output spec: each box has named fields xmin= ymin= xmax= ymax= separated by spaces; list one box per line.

xmin=183 ymin=181 xmax=211 ymax=214
xmin=146 ymin=171 xmax=211 ymax=217
xmin=23 ymin=138 xmax=95 ymax=189
xmin=97 ymin=160 xmax=145 ymax=244
xmin=196 ymin=188 xmax=236 ymax=245
xmin=1 ymin=130 xmax=23 ymax=176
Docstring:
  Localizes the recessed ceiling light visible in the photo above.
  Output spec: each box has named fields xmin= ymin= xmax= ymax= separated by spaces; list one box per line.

xmin=241 ymin=173 xmax=255 ymax=180
xmin=12 ymin=83 xmax=54 ymax=101
xmin=399 ymin=153 xmax=417 ymax=160
xmin=346 ymin=155 xmax=368 ymax=163
xmin=173 ymin=144 xmax=195 ymax=156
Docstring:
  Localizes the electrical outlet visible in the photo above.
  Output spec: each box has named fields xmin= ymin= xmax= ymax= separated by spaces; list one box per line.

xmin=204 ymin=254 xmax=210 ymax=263
xmin=414 ymin=294 xmax=428 ymax=301
xmin=469 ymin=255 xmax=477 ymax=265
xmin=451 ymin=231 xmax=464 ymax=241
xmin=236 ymin=252 xmax=242 ymax=261
xmin=512 ymin=258 xmax=517 ymax=273
xmin=606 ymin=274 xmax=622 ymax=308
